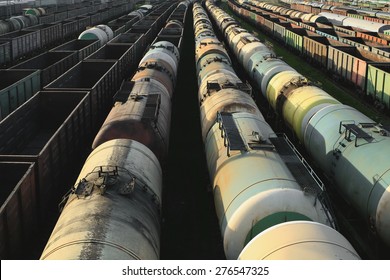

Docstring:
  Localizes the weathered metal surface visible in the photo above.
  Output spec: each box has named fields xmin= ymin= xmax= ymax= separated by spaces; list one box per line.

xmin=92 ymin=81 xmax=170 ymax=160
xmin=93 ymin=39 xmax=180 ymax=160
xmin=40 ymin=139 xmax=162 ymax=260
xmin=199 ymin=88 xmax=260 ymax=140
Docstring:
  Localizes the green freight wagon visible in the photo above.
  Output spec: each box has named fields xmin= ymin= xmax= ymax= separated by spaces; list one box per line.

xmin=285 ymin=27 xmax=318 ymax=54
xmin=366 ymin=63 xmax=390 ymax=109
xmin=0 ymin=70 xmax=40 ymax=120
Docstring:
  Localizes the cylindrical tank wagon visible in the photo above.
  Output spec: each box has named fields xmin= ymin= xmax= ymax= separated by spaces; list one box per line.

xmin=212 ymin=0 xmax=390 ymax=248
xmin=246 ymin=0 xmax=329 ymax=24
xmin=92 ymin=39 xmax=180 ymax=160
xmin=0 ymin=14 xmax=38 ymax=35
xmin=319 ymin=12 xmax=390 ymax=33
xmin=311 ymin=4 xmax=390 ymax=22
xmin=40 ymin=139 xmax=163 ymax=260
xmin=196 ymin=1 xmax=360 ymax=260
xmin=128 ymin=4 xmax=155 ymax=21
xmin=79 ymin=24 xmax=114 ymax=46
xmin=24 ymin=8 xmax=46 ymax=17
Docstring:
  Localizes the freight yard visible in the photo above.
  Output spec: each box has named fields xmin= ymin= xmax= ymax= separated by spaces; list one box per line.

xmin=1 ymin=0 xmax=390 ymax=260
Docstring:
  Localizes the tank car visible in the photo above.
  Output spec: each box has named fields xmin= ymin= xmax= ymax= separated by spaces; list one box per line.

xmin=319 ymin=12 xmax=390 ymax=33
xmin=128 ymin=4 xmax=153 ymax=21
xmin=0 ymin=14 xmax=38 ymax=35
xmin=0 ymin=7 xmax=46 ymax=35
xmin=24 ymin=8 xmax=46 ymax=17
xmin=196 ymin=1 xmax=360 ymax=260
xmin=249 ymin=1 xmax=329 ymax=23
xmin=40 ymin=139 xmax=163 ymax=260
xmin=78 ymin=24 xmax=114 ymax=46
xmin=212 ymin=0 xmax=390 ymax=247
xmin=92 ymin=39 xmax=180 ymax=160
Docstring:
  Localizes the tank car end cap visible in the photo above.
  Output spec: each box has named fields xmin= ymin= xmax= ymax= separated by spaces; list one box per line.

xmin=238 ymin=221 xmax=360 ymax=260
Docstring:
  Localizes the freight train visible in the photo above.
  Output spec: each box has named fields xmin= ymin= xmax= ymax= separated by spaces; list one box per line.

xmin=0 ymin=0 xmax=135 ymax=65
xmin=0 ymin=2 xmax=151 ymax=123
xmin=0 ymin=0 xmax=133 ymax=35
xmin=0 ymin=8 xmax=45 ymax=35
xmin=251 ymin=0 xmax=390 ymax=33
xmin=208 ymin=0 xmax=390 ymax=249
xmin=39 ymin=0 xmax=192 ymax=260
xmin=229 ymin=0 xmax=390 ymax=112
xmin=290 ymin=1 xmax=390 ymax=23
xmin=250 ymin=0 xmax=331 ymax=24
xmin=193 ymin=1 xmax=360 ymax=260
xmin=317 ymin=12 xmax=390 ymax=33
